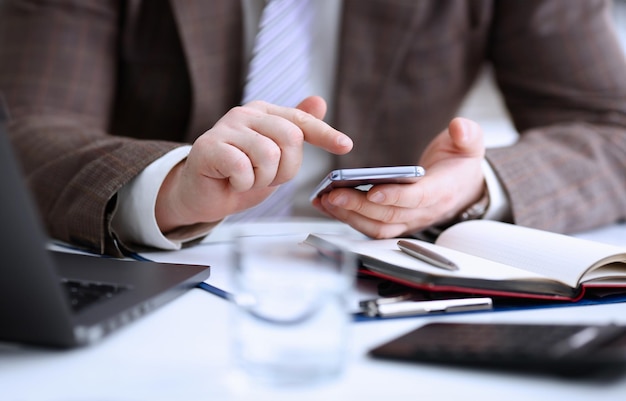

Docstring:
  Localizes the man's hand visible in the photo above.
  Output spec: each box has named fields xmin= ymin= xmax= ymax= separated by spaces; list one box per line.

xmin=155 ymin=96 xmax=353 ymax=233
xmin=312 ymin=117 xmax=486 ymax=238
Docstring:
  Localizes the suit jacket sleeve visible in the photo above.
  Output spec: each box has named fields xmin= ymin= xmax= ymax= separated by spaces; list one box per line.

xmin=485 ymin=0 xmax=626 ymax=233
xmin=0 ymin=0 xmax=183 ymax=256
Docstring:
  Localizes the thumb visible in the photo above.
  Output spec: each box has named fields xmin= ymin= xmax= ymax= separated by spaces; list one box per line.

xmin=448 ymin=117 xmax=484 ymax=157
xmin=296 ymin=95 xmax=327 ymax=120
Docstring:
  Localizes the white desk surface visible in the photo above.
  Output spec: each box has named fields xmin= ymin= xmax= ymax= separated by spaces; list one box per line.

xmin=3 ymin=221 xmax=626 ymax=401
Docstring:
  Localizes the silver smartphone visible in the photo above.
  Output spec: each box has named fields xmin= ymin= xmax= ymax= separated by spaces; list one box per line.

xmin=309 ymin=165 xmax=425 ymax=201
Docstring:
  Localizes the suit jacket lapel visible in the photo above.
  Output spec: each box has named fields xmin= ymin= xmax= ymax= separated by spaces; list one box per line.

xmin=169 ymin=0 xmax=244 ymax=140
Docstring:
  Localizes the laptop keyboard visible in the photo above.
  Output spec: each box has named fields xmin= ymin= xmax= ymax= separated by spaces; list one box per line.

xmin=61 ymin=278 xmax=129 ymax=312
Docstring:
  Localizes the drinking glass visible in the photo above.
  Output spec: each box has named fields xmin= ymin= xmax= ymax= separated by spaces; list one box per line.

xmin=229 ymin=230 xmax=356 ymax=386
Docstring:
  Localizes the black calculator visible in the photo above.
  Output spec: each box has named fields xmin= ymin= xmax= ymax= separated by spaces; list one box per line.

xmin=369 ymin=322 xmax=626 ymax=375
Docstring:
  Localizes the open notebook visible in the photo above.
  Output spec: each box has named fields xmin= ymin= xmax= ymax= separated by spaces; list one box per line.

xmin=306 ymin=220 xmax=626 ymax=301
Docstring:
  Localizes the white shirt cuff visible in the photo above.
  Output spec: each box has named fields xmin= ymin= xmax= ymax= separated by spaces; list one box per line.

xmin=112 ymin=146 xmax=206 ymax=250
xmin=481 ymin=158 xmax=511 ymax=222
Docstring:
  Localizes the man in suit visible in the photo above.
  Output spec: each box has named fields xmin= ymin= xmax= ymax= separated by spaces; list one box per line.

xmin=1 ymin=0 xmax=625 ymax=257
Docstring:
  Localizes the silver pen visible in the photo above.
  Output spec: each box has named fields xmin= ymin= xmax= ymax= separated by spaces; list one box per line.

xmin=369 ymin=297 xmax=493 ymax=317
xmin=397 ymin=239 xmax=459 ymax=271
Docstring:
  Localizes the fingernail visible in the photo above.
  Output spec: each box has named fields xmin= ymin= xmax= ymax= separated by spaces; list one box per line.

xmin=369 ymin=191 xmax=385 ymax=203
xmin=337 ymin=135 xmax=352 ymax=147
xmin=462 ymin=119 xmax=475 ymax=141
xmin=330 ymin=194 xmax=348 ymax=206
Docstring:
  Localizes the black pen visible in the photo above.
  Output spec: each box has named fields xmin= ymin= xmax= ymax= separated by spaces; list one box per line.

xmin=397 ymin=240 xmax=459 ymax=271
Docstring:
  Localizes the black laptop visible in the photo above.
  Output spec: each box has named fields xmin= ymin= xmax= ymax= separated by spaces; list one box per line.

xmin=0 ymin=101 xmax=210 ymax=348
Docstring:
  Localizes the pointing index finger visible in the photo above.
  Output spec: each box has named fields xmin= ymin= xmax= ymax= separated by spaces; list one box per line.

xmin=247 ymin=100 xmax=353 ymax=155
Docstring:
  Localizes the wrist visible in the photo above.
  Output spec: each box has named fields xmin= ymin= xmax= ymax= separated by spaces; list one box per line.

xmin=457 ymin=185 xmax=490 ymax=222
xmin=155 ymin=160 xmax=189 ymax=234
xmin=417 ymin=184 xmax=490 ymax=241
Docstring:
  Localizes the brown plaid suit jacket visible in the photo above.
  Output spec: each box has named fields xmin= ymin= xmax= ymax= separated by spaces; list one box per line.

xmin=1 ymin=0 xmax=625 ymax=255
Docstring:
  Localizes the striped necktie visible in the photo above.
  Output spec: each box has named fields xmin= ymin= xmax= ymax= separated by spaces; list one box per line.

xmin=227 ymin=0 xmax=313 ymax=222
